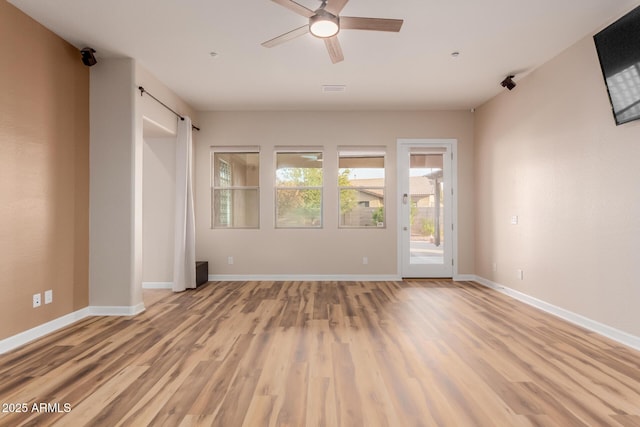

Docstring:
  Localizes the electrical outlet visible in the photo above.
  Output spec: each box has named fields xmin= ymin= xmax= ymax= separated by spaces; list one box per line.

xmin=511 ymin=215 xmax=519 ymax=225
xmin=227 ymin=256 xmax=234 ymax=265
xmin=45 ymin=289 xmax=53 ymax=304
xmin=517 ymin=269 xmax=524 ymax=280
xmin=33 ymin=293 xmax=41 ymax=308
xmin=492 ymin=262 xmax=497 ymax=272
xmin=362 ymin=256 xmax=368 ymax=265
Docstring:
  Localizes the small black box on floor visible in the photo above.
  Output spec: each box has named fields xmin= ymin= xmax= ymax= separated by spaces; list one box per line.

xmin=196 ymin=261 xmax=208 ymax=287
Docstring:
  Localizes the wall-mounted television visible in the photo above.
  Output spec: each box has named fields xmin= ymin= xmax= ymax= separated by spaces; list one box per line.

xmin=593 ymin=6 xmax=640 ymax=125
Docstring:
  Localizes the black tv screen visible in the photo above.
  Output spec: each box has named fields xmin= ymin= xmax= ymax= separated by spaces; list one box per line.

xmin=594 ymin=6 xmax=640 ymax=125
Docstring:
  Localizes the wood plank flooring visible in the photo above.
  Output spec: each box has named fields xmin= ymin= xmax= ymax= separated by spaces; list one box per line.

xmin=0 ymin=280 xmax=639 ymax=426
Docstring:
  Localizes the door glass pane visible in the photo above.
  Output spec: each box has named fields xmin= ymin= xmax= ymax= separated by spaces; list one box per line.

xmin=409 ymin=153 xmax=444 ymax=265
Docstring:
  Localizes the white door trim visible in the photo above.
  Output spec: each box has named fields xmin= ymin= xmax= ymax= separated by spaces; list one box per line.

xmin=396 ymin=138 xmax=458 ymax=278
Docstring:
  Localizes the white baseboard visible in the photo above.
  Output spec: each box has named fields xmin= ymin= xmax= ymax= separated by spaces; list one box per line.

xmin=0 ymin=308 xmax=90 ymax=355
xmin=142 ymin=282 xmax=173 ymax=289
xmin=0 ymin=303 xmax=146 ymax=355
xmin=208 ymin=274 xmax=402 ymax=282
xmin=88 ymin=303 xmax=146 ymax=316
xmin=453 ymin=274 xmax=476 ymax=281
xmin=473 ymin=275 xmax=640 ymax=352
xmin=209 ymin=274 xmax=473 ymax=282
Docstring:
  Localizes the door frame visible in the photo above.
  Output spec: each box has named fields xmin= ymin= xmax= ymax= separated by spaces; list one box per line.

xmin=396 ymin=138 xmax=458 ymax=278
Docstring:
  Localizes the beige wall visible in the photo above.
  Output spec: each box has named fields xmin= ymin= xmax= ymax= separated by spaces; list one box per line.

xmin=90 ymin=60 xmax=198 ymax=305
xmin=90 ymin=58 xmax=139 ymax=308
xmin=0 ymin=1 xmax=89 ymax=339
xmin=195 ymin=111 xmax=475 ymax=276
xmin=474 ymin=36 xmax=640 ymax=336
xmin=142 ymin=137 xmax=176 ymax=283
xmin=137 ymin=65 xmax=198 ymax=136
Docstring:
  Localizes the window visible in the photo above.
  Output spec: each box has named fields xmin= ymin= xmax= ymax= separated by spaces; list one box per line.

xmin=217 ymin=159 xmax=232 ymax=226
xmin=275 ymin=151 xmax=323 ymax=228
xmin=211 ymin=148 xmax=260 ymax=228
xmin=338 ymin=148 xmax=385 ymax=228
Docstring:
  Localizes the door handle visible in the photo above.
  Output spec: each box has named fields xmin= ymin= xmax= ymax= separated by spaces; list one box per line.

xmin=402 ymin=193 xmax=408 ymax=204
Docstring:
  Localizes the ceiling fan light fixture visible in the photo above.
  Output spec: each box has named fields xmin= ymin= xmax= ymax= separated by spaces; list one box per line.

xmin=309 ymin=10 xmax=339 ymax=38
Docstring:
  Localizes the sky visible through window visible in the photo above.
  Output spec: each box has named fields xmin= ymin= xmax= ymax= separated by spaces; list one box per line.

xmin=338 ymin=167 xmax=442 ymax=179
xmin=341 ymin=168 xmax=384 ymax=180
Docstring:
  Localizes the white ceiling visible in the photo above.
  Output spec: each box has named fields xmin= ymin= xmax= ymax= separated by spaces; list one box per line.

xmin=8 ymin=0 xmax=640 ymax=111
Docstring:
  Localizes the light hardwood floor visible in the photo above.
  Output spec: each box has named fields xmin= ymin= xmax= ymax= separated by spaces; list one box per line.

xmin=0 ymin=280 xmax=639 ymax=426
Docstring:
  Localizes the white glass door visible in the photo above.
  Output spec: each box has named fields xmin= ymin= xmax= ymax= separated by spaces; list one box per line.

xmin=398 ymin=141 xmax=454 ymax=278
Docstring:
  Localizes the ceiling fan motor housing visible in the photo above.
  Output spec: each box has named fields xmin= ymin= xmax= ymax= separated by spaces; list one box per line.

xmin=309 ymin=9 xmax=340 ymax=38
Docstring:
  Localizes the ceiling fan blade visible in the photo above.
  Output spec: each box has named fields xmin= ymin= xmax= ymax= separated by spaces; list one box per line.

xmin=324 ymin=36 xmax=344 ymax=64
xmin=340 ymin=17 xmax=404 ymax=32
xmin=262 ymin=25 xmax=310 ymax=48
xmin=324 ymin=0 xmax=349 ymax=16
xmin=270 ymin=0 xmax=315 ymax=18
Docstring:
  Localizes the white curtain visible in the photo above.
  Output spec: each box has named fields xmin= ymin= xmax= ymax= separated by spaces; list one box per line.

xmin=172 ymin=117 xmax=196 ymax=292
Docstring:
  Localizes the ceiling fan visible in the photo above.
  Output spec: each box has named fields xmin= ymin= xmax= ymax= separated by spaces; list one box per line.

xmin=262 ymin=0 xmax=404 ymax=63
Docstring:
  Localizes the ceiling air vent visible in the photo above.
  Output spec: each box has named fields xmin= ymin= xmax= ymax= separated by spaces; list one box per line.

xmin=321 ymin=84 xmax=346 ymax=93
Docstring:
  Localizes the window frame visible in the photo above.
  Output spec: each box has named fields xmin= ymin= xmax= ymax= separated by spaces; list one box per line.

xmin=337 ymin=147 xmax=387 ymax=229
xmin=274 ymin=149 xmax=324 ymax=229
xmin=210 ymin=146 xmax=260 ymax=229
